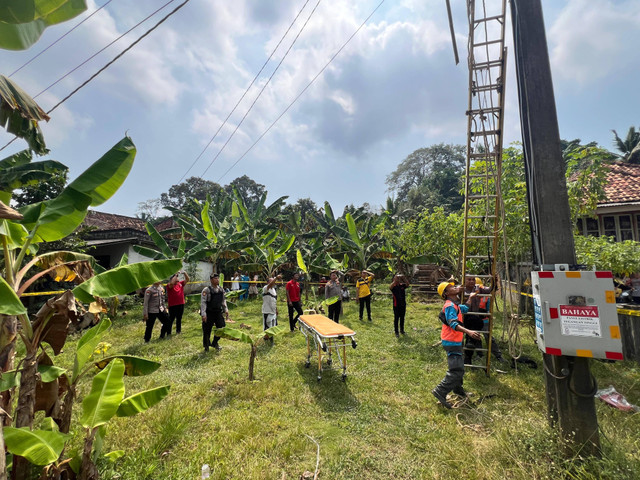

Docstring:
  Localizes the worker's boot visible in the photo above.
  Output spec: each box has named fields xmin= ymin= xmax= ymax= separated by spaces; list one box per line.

xmin=432 ymin=389 xmax=452 ymax=409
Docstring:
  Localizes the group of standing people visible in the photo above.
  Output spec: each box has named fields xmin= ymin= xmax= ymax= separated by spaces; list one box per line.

xmin=142 ymin=270 xmax=190 ymax=342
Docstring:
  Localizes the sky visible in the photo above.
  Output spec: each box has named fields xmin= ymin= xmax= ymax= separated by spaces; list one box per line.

xmin=1 ymin=0 xmax=639 ymax=217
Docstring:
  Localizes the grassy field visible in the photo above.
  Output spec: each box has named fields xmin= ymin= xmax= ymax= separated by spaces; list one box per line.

xmin=51 ymin=290 xmax=640 ymax=480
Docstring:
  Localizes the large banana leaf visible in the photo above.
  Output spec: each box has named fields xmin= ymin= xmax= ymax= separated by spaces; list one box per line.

xmin=0 ymin=274 xmax=26 ymax=315
xmin=19 ymin=136 xmax=136 ymax=242
xmin=72 ymin=318 xmax=111 ymax=382
xmin=214 ymin=327 xmax=253 ymax=345
xmin=3 ymin=427 xmax=70 ymax=465
xmin=0 ymin=369 xmax=20 ymax=392
xmin=345 ymin=213 xmax=362 ymax=247
xmin=324 ymin=201 xmax=336 ymax=225
xmin=276 ymin=234 xmax=295 ymax=257
xmin=132 ymin=245 xmax=164 ymax=260
xmin=73 ymin=258 xmax=182 ymax=303
xmin=94 ymin=355 xmax=161 ymax=377
xmin=0 ymin=75 xmax=49 ymax=154
xmin=145 ymin=221 xmax=173 ymax=258
xmin=0 ymin=0 xmax=88 ymax=50
xmin=201 ymin=201 xmax=217 ymax=242
xmin=0 ymin=157 xmax=67 ymax=192
xmin=116 ymin=385 xmax=170 ymax=417
xmin=37 ymin=364 xmax=66 ymax=383
xmin=264 ymin=325 xmax=286 ymax=337
xmin=80 ymin=358 xmax=125 ymax=429
xmin=296 ymin=249 xmax=308 ymax=274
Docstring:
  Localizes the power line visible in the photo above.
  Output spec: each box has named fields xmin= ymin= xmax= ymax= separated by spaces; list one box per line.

xmin=177 ymin=0 xmax=314 ymax=183
xmin=33 ymin=0 xmax=178 ymax=99
xmin=9 ymin=0 xmax=116 ymax=78
xmin=47 ymin=0 xmax=191 ymax=115
xmin=0 ymin=0 xmax=187 ymax=154
xmin=200 ymin=0 xmax=323 ymax=178
xmin=216 ymin=0 xmax=386 ymax=183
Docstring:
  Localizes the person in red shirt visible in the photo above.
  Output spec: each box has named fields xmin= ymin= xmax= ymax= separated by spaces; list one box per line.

xmin=166 ymin=270 xmax=190 ymax=334
xmin=285 ymin=272 xmax=303 ymax=331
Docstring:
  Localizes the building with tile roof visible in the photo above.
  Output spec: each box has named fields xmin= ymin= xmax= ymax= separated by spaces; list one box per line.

xmin=81 ymin=211 xmax=212 ymax=280
xmin=576 ymin=162 xmax=640 ymax=241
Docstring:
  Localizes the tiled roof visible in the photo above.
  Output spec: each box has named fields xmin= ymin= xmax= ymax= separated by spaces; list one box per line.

xmin=155 ymin=217 xmax=177 ymax=232
xmin=602 ymin=162 xmax=640 ymax=205
xmin=83 ymin=210 xmax=146 ymax=232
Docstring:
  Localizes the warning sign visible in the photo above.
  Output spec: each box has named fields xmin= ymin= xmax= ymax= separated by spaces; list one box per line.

xmin=559 ymin=305 xmax=601 ymax=338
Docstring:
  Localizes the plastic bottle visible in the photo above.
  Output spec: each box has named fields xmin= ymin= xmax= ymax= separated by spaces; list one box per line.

xmin=201 ymin=464 xmax=210 ymax=479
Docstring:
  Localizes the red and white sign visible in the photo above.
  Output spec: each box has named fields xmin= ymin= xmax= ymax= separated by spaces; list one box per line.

xmin=559 ymin=305 xmax=601 ymax=338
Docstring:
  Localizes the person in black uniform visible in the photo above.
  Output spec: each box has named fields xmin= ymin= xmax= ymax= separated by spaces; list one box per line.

xmin=200 ymin=273 xmax=229 ymax=352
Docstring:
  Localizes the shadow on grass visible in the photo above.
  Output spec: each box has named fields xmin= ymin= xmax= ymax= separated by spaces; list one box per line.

xmin=296 ymin=360 xmax=360 ymax=413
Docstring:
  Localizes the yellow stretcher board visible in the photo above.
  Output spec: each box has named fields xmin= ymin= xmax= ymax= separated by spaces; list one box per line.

xmin=298 ymin=314 xmax=357 ymax=381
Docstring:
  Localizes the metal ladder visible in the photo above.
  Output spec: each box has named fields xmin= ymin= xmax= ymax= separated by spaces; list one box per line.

xmin=461 ymin=0 xmax=508 ymax=374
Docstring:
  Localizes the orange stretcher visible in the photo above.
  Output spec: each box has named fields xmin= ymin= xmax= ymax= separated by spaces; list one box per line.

xmin=298 ymin=314 xmax=357 ymax=381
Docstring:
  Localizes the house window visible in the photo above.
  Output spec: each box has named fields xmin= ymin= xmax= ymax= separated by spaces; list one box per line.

xmin=576 ymin=217 xmax=600 ymax=237
xmin=602 ymin=215 xmax=634 ymax=241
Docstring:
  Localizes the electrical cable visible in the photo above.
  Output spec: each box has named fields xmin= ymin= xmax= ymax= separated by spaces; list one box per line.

xmin=0 ymin=0 xmax=181 ymax=154
xmin=45 ymin=0 xmax=191 ymax=115
xmin=177 ymin=0 xmax=313 ymax=183
xmin=33 ymin=0 xmax=177 ymax=100
xmin=216 ymin=0 xmax=386 ymax=183
xmin=9 ymin=0 xmax=116 ymax=78
xmin=200 ymin=0 xmax=323 ymax=178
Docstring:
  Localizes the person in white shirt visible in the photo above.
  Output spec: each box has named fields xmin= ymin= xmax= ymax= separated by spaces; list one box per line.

xmin=262 ymin=274 xmax=281 ymax=339
xmin=231 ymin=272 xmax=241 ymax=291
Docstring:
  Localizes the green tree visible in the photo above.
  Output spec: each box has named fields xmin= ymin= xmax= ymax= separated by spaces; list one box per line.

xmin=224 ymin=175 xmax=266 ymax=214
xmin=386 ymin=143 xmax=465 ymax=212
xmin=612 ymin=126 xmax=640 ymax=164
xmin=12 ymin=170 xmax=68 ymax=208
xmin=160 ymin=177 xmax=223 ymax=213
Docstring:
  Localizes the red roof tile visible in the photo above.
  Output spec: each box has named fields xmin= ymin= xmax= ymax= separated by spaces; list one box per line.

xmin=602 ymin=162 xmax=640 ymax=205
xmin=83 ymin=210 xmax=146 ymax=232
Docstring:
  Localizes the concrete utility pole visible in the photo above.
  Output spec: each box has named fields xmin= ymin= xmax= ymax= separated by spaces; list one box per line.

xmin=509 ymin=0 xmax=600 ymax=454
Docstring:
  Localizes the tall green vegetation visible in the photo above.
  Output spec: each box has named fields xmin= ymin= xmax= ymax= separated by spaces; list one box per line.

xmin=385 ymin=143 xmax=465 ymax=212
xmin=0 ymin=138 xmax=177 ymax=479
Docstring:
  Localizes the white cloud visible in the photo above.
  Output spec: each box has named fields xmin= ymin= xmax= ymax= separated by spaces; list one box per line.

xmin=549 ymin=0 xmax=640 ymax=85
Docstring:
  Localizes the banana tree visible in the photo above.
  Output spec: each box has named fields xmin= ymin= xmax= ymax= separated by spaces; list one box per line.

xmin=230 ymin=186 xmax=288 ymax=243
xmin=339 ymin=212 xmax=393 ymax=271
xmin=2 ymin=318 xmax=169 ymax=479
xmin=243 ymin=232 xmax=295 ymax=278
xmin=214 ymin=326 xmax=286 ymax=380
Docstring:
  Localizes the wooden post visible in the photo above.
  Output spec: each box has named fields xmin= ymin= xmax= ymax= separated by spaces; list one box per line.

xmin=510 ymin=0 xmax=600 ymax=454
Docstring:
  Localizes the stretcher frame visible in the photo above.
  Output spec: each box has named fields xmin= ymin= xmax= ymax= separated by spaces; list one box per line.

xmin=298 ymin=314 xmax=357 ymax=381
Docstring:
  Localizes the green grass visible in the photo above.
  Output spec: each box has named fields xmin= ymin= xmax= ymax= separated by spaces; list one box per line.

xmin=52 ymin=293 xmax=640 ymax=480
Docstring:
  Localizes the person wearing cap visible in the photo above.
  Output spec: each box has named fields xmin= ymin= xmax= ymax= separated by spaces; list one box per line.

xmin=200 ymin=273 xmax=229 ymax=352
xmin=356 ymin=269 xmax=375 ymax=322
xmin=143 ymin=281 xmax=169 ymax=342
xmin=463 ymin=275 xmax=504 ymax=364
xmin=432 ymin=281 xmax=482 ymax=409
xmin=166 ymin=269 xmax=190 ymax=334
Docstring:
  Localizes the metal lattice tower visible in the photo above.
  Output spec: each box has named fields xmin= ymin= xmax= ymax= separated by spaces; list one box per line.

xmin=461 ymin=0 xmax=508 ymax=374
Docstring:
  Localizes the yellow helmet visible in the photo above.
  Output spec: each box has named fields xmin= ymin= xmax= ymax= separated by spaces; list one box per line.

xmin=475 ymin=277 xmax=483 ymax=287
xmin=438 ymin=281 xmax=454 ymax=299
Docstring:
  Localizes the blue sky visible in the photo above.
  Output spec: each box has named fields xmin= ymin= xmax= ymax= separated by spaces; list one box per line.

xmin=1 ymin=0 xmax=639 ymax=216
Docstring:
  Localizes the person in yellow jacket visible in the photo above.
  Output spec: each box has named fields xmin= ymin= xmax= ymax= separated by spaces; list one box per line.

xmin=432 ymin=281 xmax=482 ymax=409
xmin=356 ymin=269 xmax=375 ymax=321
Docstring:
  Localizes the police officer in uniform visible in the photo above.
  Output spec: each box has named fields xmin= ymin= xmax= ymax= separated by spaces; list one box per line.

xmin=143 ymin=281 xmax=169 ymax=342
xmin=200 ymin=273 xmax=229 ymax=352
